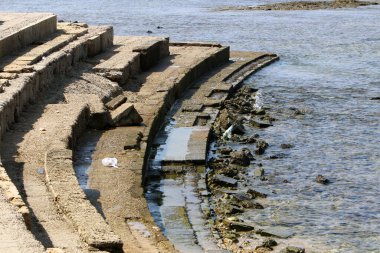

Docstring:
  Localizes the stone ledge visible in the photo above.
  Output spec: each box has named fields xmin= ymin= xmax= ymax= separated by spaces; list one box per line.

xmin=42 ymin=103 xmax=123 ymax=251
xmin=0 ymin=13 xmax=57 ymax=58
xmin=0 ymin=26 xmax=113 ymax=139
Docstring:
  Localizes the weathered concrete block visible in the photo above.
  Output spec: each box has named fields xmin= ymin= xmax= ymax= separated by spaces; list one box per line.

xmin=87 ymin=26 xmax=113 ymax=56
xmin=133 ymin=38 xmax=170 ymax=71
xmin=105 ymin=94 xmax=127 ymax=110
xmin=110 ymin=102 xmax=143 ymax=126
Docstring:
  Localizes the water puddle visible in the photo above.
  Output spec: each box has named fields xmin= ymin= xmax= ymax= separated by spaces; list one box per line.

xmin=73 ymin=130 xmax=101 ymax=190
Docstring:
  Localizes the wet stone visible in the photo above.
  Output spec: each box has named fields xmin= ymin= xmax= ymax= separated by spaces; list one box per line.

xmin=261 ymin=238 xmax=278 ymax=248
xmin=254 ymin=168 xmax=265 ymax=177
xmin=256 ymin=228 xmax=294 ymax=239
xmin=232 ymin=192 xmax=253 ymax=201
xmin=247 ymin=188 xmax=267 ymax=198
xmin=231 ymin=122 xmax=245 ymax=135
xmin=218 ymin=203 xmax=244 ymax=215
xmin=252 ymin=109 xmax=266 ymax=115
xmin=255 ymin=139 xmax=269 ymax=155
xmin=268 ymin=153 xmax=288 ymax=159
xmin=316 ymin=174 xmax=330 ymax=185
xmin=212 ymin=174 xmax=238 ymax=187
xmin=280 ymin=246 xmax=305 ymax=253
xmin=218 ymin=146 xmax=233 ymax=155
xmin=230 ymin=148 xmax=253 ymax=166
xmin=239 ymin=135 xmax=258 ymax=144
xmin=223 ymin=219 xmax=254 ymax=231
xmin=280 ymin=143 xmax=294 ymax=149
xmin=250 ymin=119 xmax=272 ymax=128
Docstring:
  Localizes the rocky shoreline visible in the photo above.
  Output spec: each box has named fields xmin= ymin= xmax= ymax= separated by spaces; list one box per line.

xmin=206 ymin=86 xmax=307 ymax=253
xmin=216 ymin=0 xmax=378 ymax=11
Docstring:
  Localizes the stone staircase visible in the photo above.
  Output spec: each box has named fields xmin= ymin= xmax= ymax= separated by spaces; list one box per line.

xmin=0 ymin=12 xmax=278 ymax=253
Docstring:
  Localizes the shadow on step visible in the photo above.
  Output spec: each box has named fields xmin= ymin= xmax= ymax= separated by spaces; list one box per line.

xmin=0 ymin=102 xmax=54 ymax=248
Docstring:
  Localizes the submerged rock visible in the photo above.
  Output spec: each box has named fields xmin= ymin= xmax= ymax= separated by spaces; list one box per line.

xmin=239 ymin=135 xmax=258 ymax=144
xmin=250 ymin=119 xmax=272 ymax=128
xmin=262 ymin=238 xmax=278 ymax=248
xmin=217 ymin=166 xmax=240 ymax=178
xmin=218 ymin=146 xmax=233 ymax=155
xmin=316 ymin=174 xmax=330 ymax=185
xmin=280 ymin=246 xmax=305 ymax=253
xmin=229 ymin=194 xmax=264 ymax=209
xmin=212 ymin=174 xmax=238 ymax=187
xmin=254 ymin=168 xmax=265 ymax=177
xmin=230 ymin=148 xmax=254 ymax=166
xmin=256 ymin=228 xmax=294 ymax=239
xmin=216 ymin=203 xmax=244 ymax=215
xmin=256 ymin=238 xmax=278 ymax=250
xmin=247 ymin=188 xmax=267 ymax=198
xmin=255 ymin=139 xmax=269 ymax=155
xmin=223 ymin=219 xmax=255 ymax=231
xmin=280 ymin=143 xmax=294 ymax=149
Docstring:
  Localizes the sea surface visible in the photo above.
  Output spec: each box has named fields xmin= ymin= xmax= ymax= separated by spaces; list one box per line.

xmin=2 ymin=1 xmax=379 ymax=252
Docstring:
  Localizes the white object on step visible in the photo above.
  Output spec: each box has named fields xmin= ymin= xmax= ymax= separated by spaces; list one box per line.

xmin=101 ymin=157 xmax=118 ymax=168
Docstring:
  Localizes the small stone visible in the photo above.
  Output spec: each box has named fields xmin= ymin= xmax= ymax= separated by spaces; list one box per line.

xmin=280 ymin=143 xmax=294 ymax=149
xmin=247 ymin=188 xmax=267 ymax=198
xmin=212 ymin=174 xmax=238 ymax=187
xmin=262 ymin=238 xmax=277 ymax=248
xmin=230 ymin=148 xmax=254 ymax=166
xmin=239 ymin=135 xmax=257 ymax=144
xmin=254 ymin=168 xmax=265 ymax=177
xmin=316 ymin=174 xmax=330 ymax=185
xmin=232 ymin=192 xmax=253 ymax=201
xmin=250 ymin=120 xmax=272 ymax=128
xmin=223 ymin=219 xmax=255 ymax=231
xmin=231 ymin=122 xmax=245 ymax=135
xmin=256 ymin=228 xmax=294 ymax=239
xmin=255 ymin=139 xmax=269 ymax=155
xmin=218 ymin=146 xmax=233 ymax=155
xmin=268 ymin=153 xmax=288 ymax=159
xmin=221 ymin=204 xmax=244 ymax=215
xmin=280 ymin=246 xmax=305 ymax=253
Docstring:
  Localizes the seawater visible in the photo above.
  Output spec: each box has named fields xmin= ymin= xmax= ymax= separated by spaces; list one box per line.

xmin=2 ymin=1 xmax=379 ymax=252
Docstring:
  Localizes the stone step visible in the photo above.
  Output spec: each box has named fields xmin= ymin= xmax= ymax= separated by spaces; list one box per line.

xmin=0 ymin=13 xmax=57 ymax=58
xmin=0 ymin=22 xmax=88 ymax=73
xmin=92 ymin=36 xmax=169 ymax=85
xmin=5 ymin=98 xmax=123 ymax=251
xmin=1 ymin=66 xmax=125 ymax=251
xmin=0 ymin=24 xmax=113 ymax=139
xmin=86 ymin=44 xmax=230 ymax=253
xmin=45 ymin=147 xmax=122 ymax=251
xmin=109 ymin=102 xmax=143 ymax=126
